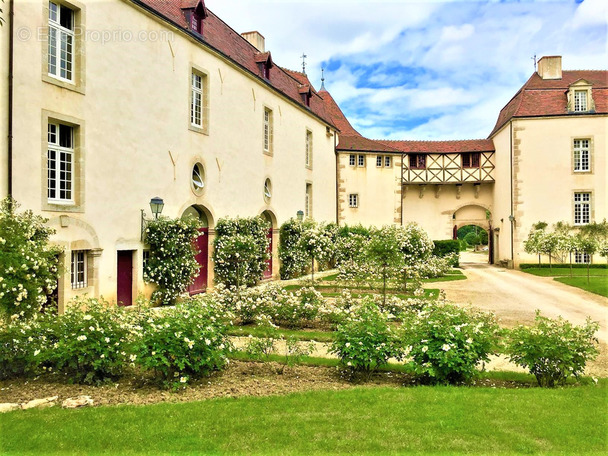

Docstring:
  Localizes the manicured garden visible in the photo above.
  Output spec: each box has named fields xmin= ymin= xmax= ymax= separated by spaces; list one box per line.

xmin=1 ymin=199 xmax=606 ymax=455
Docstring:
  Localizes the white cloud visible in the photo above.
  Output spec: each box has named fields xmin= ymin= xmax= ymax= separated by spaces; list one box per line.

xmin=205 ymin=0 xmax=607 ymax=139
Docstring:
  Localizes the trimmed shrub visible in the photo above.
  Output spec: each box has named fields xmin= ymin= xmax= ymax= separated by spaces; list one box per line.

xmin=402 ymin=303 xmax=500 ymax=384
xmin=329 ymin=299 xmax=400 ymax=376
xmin=507 ymin=312 xmax=599 ymax=387
xmin=134 ymin=298 xmax=231 ymax=389
xmin=432 ymin=240 xmax=461 ymax=267
xmin=278 ymin=218 xmax=310 ymax=279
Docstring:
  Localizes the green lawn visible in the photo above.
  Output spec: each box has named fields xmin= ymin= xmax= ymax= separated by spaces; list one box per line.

xmin=554 ymin=276 xmax=608 ymax=298
xmin=521 ymin=268 xmax=608 ymax=297
xmin=319 ymin=270 xmax=466 ymax=284
xmin=1 ymin=384 xmax=606 ymax=455
xmin=522 ymin=267 xmax=608 ymax=277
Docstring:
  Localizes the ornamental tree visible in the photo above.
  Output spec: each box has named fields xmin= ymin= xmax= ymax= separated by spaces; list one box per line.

xmin=366 ymin=226 xmax=403 ymax=305
xmin=396 ymin=222 xmax=434 ymax=292
xmin=299 ymin=223 xmax=335 ymax=285
xmin=144 ymin=216 xmax=202 ymax=306
xmin=0 ymin=197 xmax=61 ymax=320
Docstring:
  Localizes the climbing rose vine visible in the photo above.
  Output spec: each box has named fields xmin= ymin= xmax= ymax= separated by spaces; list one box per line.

xmin=0 ymin=197 xmax=61 ymax=320
xmin=144 ymin=216 xmax=202 ymax=306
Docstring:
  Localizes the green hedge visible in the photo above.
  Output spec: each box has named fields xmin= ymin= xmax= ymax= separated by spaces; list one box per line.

xmin=432 ymin=240 xmax=460 ymax=267
xmin=520 ymin=263 xmax=607 ymax=269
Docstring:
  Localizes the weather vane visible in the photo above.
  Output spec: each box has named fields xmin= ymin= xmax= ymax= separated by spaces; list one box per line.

xmin=301 ymin=53 xmax=307 ymax=74
xmin=320 ymin=67 xmax=325 ymax=90
xmin=531 ymin=54 xmax=537 ymax=71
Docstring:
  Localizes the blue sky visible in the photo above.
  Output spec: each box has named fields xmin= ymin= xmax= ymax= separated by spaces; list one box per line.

xmin=206 ymin=0 xmax=607 ymax=140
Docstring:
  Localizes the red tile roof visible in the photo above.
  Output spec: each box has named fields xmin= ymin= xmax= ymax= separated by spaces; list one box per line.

xmin=376 ymin=139 xmax=495 ymax=154
xmin=134 ymin=0 xmax=334 ymax=127
xmin=489 ymin=70 xmax=608 ymax=137
xmin=318 ymin=89 xmax=361 ymax=136
xmin=337 ymin=136 xmax=401 ymax=153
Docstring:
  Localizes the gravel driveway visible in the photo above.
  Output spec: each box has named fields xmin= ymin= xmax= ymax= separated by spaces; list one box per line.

xmin=434 ymin=252 xmax=607 ymax=342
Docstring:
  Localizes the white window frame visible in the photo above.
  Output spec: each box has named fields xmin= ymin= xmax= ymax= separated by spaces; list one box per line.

xmin=71 ymin=250 xmax=87 ymax=289
xmin=47 ymin=122 xmax=74 ymax=204
xmin=263 ymin=108 xmax=273 ymax=154
xmin=573 ymin=139 xmax=590 ymax=172
xmin=348 ymin=193 xmax=358 ymax=208
xmin=190 ymin=72 xmax=203 ymax=128
xmin=574 ymin=90 xmax=588 ymax=112
xmin=305 ymin=183 xmax=312 ymax=218
xmin=574 ymin=192 xmax=591 ymax=225
xmin=376 ymin=156 xmax=382 ymax=167
xmin=385 ymin=156 xmax=391 ymax=168
xmin=349 ymin=154 xmax=356 ymax=166
xmin=358 ymin=155 xmax=365 ymax=167
xmin=305 ymin=130 xmax=312 ymax=168
xmin=48 ymin=1 xmax=75 ymax=83
xmin=574 ymin=251 xmax=591 ymax=264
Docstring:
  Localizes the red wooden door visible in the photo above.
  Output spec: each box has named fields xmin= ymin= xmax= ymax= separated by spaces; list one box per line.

xmin=189 ymin=228 xmax=208 ymax=295
xmin=117 ymin=251 xmax=133 ymax=307
xmin=263 ymin=228 xmax=273 ymax=279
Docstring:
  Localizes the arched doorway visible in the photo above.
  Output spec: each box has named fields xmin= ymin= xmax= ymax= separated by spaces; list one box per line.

xmin=452 ymin=205 xmax=493 ymax=264
xmin=261 ymin=210 xmax=276 ymax=279
xmin=182 ymin=206 xmax=210 ymax=294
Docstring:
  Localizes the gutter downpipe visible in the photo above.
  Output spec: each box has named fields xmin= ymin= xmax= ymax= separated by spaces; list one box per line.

xmin=510 ymin=121 xmax=514 ymax=262
xmin=7 ymin=0 xmax=14 ymax=197
xmin=334 ymin=132 xmax=339 ymax=225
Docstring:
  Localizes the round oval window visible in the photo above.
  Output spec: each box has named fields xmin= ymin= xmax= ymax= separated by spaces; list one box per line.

xmin=264 ymin=178 xmax=272 ymax=203
xmin=191 ymin=163 xmax=205 ymax=195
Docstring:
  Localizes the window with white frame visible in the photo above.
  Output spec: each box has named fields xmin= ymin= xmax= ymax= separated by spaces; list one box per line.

xmin=385 ymin=156 xmax=391 ymax=167
xmin=358 ymin=155 xmax=365 ymax=167
xmin=349 ymin=154 xmax=356 ymax=166
xmin=348 ymin=194 xmax=358 ymax=208
xmin=190 ymin=72 xmax=203 ymax=128
xmin=376 ymin=156 xmax=382 ymax=167
xmin=263 ymin=108 xmax=273 ymax=153
xmin=574 ymin=90 xmax=588 ymax=112
xmin=48 ymin=1 xmax=75 ymax=82
xmin=305 ymin=183 xmax=312 ymax=218
xmin=574 ymin=192 xmax=591 ymax=225
xmin=47 ymin=122 xmax=74 ymax=203
xmin=305 ymin=130 xmax=312 ymax=168
xmin=71 ymin=250 xmax=87 ymax=289
xmin=573 ymin=139 xmax=590 ymax=172
xmin=574 ymin=251 xmax=591 ymax=264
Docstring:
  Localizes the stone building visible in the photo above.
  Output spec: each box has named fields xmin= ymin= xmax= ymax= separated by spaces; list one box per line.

xmin=1 ymin=1 xmax=606 ymax=310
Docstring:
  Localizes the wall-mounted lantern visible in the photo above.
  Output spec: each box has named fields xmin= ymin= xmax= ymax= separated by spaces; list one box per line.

xmin=296 ymin=210 xmax=304 ymax=221
xmin=141 ymin=197 xmax=165 ymax=241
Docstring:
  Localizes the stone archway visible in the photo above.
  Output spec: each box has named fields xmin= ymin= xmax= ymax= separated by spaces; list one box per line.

xmin=182 ymin=205 xmax=214 ymax=294
xmin=452 ymin=205 xmax=493 ymax=264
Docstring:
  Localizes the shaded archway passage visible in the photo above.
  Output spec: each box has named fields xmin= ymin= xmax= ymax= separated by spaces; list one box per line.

xmin=452 ymin=205 xmax=493 ymax=264
xmin=261 ymin=210 xmax=277 ymax=280
xmin=182 ymin=205 xmax=212 ymax=295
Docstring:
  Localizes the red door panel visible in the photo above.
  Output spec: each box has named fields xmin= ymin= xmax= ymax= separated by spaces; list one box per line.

xmin=263 ymin=228 xmax=273 ymax=279
xmin=189 ymin=228 xmax=208 ymax=295
xmin=117 ymin=251 xmax=133 ymax=307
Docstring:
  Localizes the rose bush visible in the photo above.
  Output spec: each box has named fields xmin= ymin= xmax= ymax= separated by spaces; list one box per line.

xmin=507 ymin=311 xmax=599 ymax=387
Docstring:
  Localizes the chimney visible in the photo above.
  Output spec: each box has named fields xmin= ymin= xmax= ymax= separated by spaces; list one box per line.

xmin=241 ymin=31 xmax=265 ymax=52
xmin=537 ymin=56 xmax=562 ymax=80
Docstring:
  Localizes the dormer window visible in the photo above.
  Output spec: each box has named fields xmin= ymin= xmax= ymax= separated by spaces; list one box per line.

xmin=299 ymin=86 xmax=312 ymax=107
xmin=568 ymin=79 xmax=594 ymax=113
xmin=182 ymin=0 xmax=207 ymax=35
xmin=574 ymin=90 xmax=587 ymax=112
xmin=255 ymin=52 xmax=273 ymax=80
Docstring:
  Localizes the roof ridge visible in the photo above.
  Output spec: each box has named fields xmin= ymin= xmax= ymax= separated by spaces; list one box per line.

xmin=377 ymin=138 xmax=491 ymax=143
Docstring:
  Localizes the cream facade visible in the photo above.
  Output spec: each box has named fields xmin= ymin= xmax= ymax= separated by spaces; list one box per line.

xmin=2 ymin=2 xmax=606 ymax=312
xmin=2 ymin=0 xmax=338 ymax=310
